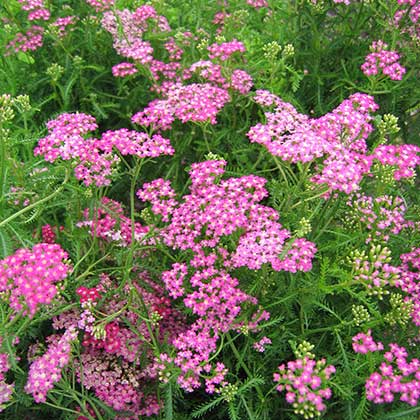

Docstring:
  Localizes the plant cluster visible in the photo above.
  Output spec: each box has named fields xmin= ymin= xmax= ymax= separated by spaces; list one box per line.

xmin=0 ymin=0 xmax=419 ymax=419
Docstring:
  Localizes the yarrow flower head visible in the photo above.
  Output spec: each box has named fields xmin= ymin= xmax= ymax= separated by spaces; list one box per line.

xmin=0 ymin=244 xmax=71 ymax=317
xmin=361 ymin=41 xmax=406 ymax=81
xmin=25 ymin=327 xmax=78 ymax=403
xmin=274 ymin=351 xmax=336 ymax=418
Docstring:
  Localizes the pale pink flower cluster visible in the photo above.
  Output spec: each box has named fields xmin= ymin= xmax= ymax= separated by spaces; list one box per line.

xmin=77 ymin=197 xmax=149 ymax=245
xmin=274 ymin=356 xmax=336 ymax=416
xmin=371 ymin=144 xmax=420 ymax=180
xmin=5 ymin=26 xmax=44 ymax=55
xmin=347 ymin=194 xmax=409 ymax=243
xmin=0 ymin=340 xmax=14 ymax=412
xmin=230 ymin=69 xmax=253 ymax=94
xmin=0 ymin=244 xmax=71 ymax=317
xmin=394 ymin=1 xmax=420 ymax=42
xmin=50 ymin=16 xmax=77 ymax=39
xmin=396 ymin=248 xmax=420 ymax=326
xmin=361 ymin=41 xmax=406 ymax=81
xmin=253 ymin=336 xmax=272 ymax=352
xmin=34 ymin=113 xmax=173 ymax=186
xmin=102 ymin=6 xmax=170 ymax=65
xmin=85 ymin=0 xmax=114 ymax=12
xmin=112 ymin=62 xmax=138 ymax=77
xmin=207 ymin=39 xmax=246 ymax=61
xmin=249 ymin=90 xmax=378 ymax=194
xmin=25 ymin=327 xmax=78 ymax=403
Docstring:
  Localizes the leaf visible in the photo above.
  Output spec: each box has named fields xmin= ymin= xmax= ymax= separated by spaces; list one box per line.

xmin=17 ymin=52 xmax=35 ymax=65
xmin=353 ymin=395 xmax=371 ymax=420
xmin=0 ymin=229 xmax=12 ymax=258
xmin=191 ymin=395 xmax=225 ymax=418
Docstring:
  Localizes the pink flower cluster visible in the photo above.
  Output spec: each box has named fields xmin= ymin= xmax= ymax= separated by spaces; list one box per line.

xmin=249 ymin=90 xmax=378 ymax=194
xmin=17 ymin=0 xmax=50 ymax=21
xmin=34 ymin=113 xmax=173 ymax=186
xmin=137 ymin=160 xmax=316 ymax=391
xmin=274 ymin=356 xmax=336 ymax=417
xmin=253 ymin=336 xmax=272 ymax=352
xmin=132 ymin=83 xmax=230 ymax=130
xmin=5 ymin=26 xmax=44 ymax=55
xmin=112 ymin=62 xmax=138 ymax=77
xmin=207 ymin=39 xmax=246 ymax=61
xmin=65 ymin=274 xmax=185 ymax=417
xmin=25 ymin=327 xmax=77 ymax=403
xmin=77 ymin=197 xmax=149 ymax=245
xmin=0 ymin=340 xmax=14 ymax=412
xmin=247 ymin=0 xmax=269 ymax=8
xmin=0 ymin=244 xmax=71 ymax=317
xmin=352 ymin=244 xmax=400 ymax=296
xmin=371 ymin=144 xmax=420 ymax=181
xmin=49 ymin=16 xmax=77 ymax=39
xmin=361 ymin=41 xmax=406 ymax=81
xmin=347 ymin=194 xmax=409 ymax=243
xmin=353 ymin=334 xmax=420 ymax=406
xmin=396 ymin=248 xmax=420 ymax=326
xmin=352 ymin=330 xmax=384 ymax=354
xmin=394 ymin=1 xmax=420 ymax=41
xmin=85 ymin=0 xmax=114 ymax=12
xmin=102 ymin=6 xmax=170 ymax=65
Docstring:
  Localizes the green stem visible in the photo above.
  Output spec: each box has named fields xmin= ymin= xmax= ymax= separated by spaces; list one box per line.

xmin=226 ymin=333 xmax=265 ymax=402
xmin=0 ymin=168 xmax=69 ymax=228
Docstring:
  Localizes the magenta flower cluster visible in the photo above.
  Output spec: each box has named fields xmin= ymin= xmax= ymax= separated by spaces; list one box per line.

xmin=0 ymin=243 xmax=71 ymax=317
xmin=274 ymin=355 xmax=336 ymax=417
xmin=17 ymin=0 xmax=50 ymax=21
xmin=353 ymin=331 xmax=420 ymax=406
xmin=85 ymin=0 xmax=114 ymax=12
xmin=361 ymin=40 xmax=406 ymax=81
xmin=371 ymin=144 xmax=420 ymax=181
xmin=34 ymin=113 xmax=173 ymax=186
xmin=136 ymin=159 xmax=316 ymax=391
xmin=0 ymin=340 xmax=14 ymax=412
xmin=25 ymin=327 xmax=77 ymax=403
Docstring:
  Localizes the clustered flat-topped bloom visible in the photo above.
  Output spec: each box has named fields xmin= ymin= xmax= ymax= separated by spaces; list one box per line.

xmin=132 ymin=82 xmax=231 ymax=130
xmin=5 ymin=25 xmax=44 ymax=55
xmin=34 ymin=113 xmax=173 ymax=186
xmin=274 ymin=355 xmax=336 ymax=418
xmin=394 ymin=1 xmax=420 ymax=42
xmin=353 ymin=331 xmax=420 ymax=406
xmin=361 ymin=41 xmax=406 ymax=81
xmin=25 ymin=327 xmax=77 ymax=403
xmin=247 ymin=0 xmax=269 ymax=8
xmin=54 ymin=273 xmax=186 ymax=417
xmin=85 ymin=0 xmax=114 ymax=12
xmin=0 ymin=243 xmax=71 ymax=317
xmin=346 ymin=193 xmax=410 ymax=243
xmin=371 ymin=144 xmax=420 ymax=181
xmin=17 ymin=0 xmax=50 ymax=21
xmin=351 ymin=244 xmax=400 ymax=299
xmin=77 ymin=197 xmax=149 ymax=246
xmin=207 ymin=39 xmax=246 ymax=61
xmin=137 ymin=159 xmax=315 ymax=392
xmin=396 ymin=247 xmax=420 ymax=326
xmin=249 ymin=90 xmax=378 ymax=194
xmin=112 ymin=62 xmax=138 ymax=77
xmin=102 ymin=5 xmax=170 ymax=65
xmin=0 ymin=339 xmax=14 ymax=412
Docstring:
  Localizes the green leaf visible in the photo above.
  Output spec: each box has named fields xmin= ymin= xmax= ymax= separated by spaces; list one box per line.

xmin=17 ymin=52 xmax=35 ymax=65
